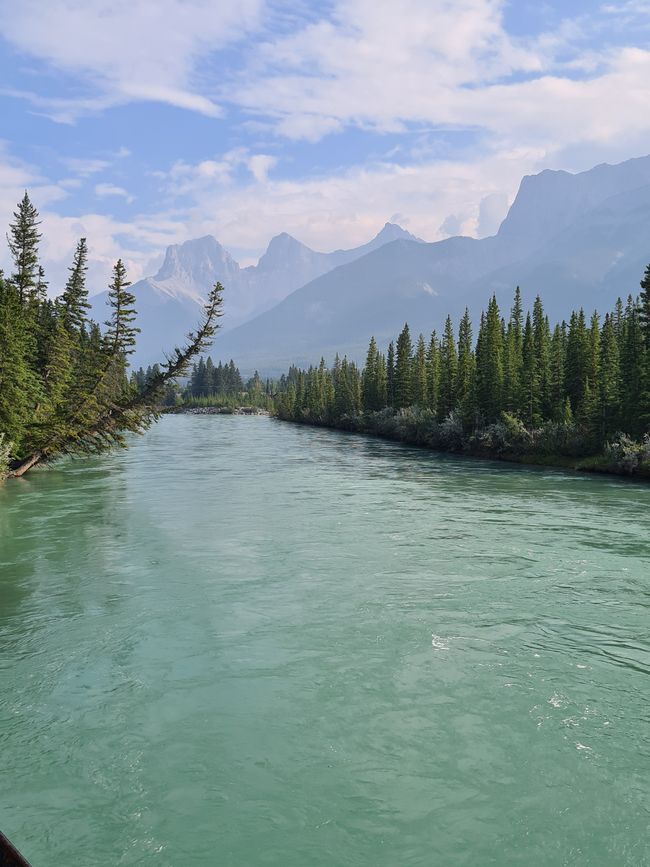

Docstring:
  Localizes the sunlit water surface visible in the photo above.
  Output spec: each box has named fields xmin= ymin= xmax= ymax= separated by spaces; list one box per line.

xmin=1 ymin=415 xmax=649 ymax=866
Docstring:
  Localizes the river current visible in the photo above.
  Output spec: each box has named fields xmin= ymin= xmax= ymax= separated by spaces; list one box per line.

xmin=1 ymin=415 xmax=649 ymax=865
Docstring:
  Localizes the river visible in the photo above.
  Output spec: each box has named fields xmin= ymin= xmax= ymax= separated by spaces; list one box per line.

xmin=1 ymin=415 xmax=649 ymax=866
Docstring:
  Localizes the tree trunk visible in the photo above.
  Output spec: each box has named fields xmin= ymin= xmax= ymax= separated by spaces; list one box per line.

xmin=9 ymin=451 xmax=43 ymax=477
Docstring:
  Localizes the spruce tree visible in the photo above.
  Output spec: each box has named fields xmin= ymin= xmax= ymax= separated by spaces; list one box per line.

xmin=476 ymin=296 xmax=504 ymax=422
xmin=503 ymin=290 xmax=523 ymax=415
xmin=386 ymin=341 xmax=395 ymax=407
xmin=438 ymin=315 xmax=458 ymax=420
xmin=532 ymin=296 xmax=551 ymax=418
xmin=549 ymin=322 xmax=567 ymax=420
xmin=394 ymin=323 xmax=413 ymax=409
xmin=598 ymin=313 xmax=620 ymax=441
xmin=0 ymin=276 xmax=34 ymax=449
xmin=426 ymin=330 xmax=439 ymax=415
xmin=521 ymin=313 xmax=537 ymax=427
xmin=62 ymin=238 xmax=91 ymax=333
xmin=7 ymin=191 xmax=42 ymax=304
xmin=565 ymin=309 xmax=588 ymax=412
xmin=105 ymin=259 xmax=140 ymax=359
xmin=413 ymin=334 xmax=428 ymax=407
xmin=362 ymin=336 xmax=379 ymax=412
xmin=456 ymin=308 xmax=475 ymax=430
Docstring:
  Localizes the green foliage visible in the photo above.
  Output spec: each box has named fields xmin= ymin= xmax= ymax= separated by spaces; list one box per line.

xmin=0 ymin=432 xmax=11 ymax=478
xmin=394 ymin=323 xmax=413 ymax=409
xmin=0 ymin=193 xmax=225 ymax=477
xmin=7 ymin=191 xmax=42 ymax=304
xmin=275 ymin=269 xmax=650 ymax=475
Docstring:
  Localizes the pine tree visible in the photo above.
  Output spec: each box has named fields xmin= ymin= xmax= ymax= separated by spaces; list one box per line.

xmin=413 ymin=334 xmax=428 ymax=407
xmin=520 ymin=313 xmax=536 ymax=427
xmin=532 ymin=296 xmax=551 ymax=418
xmin=549 ymin=322 xmax=566 ymax=420
xmin=456 ymin=308 xmax=475 ymax=430
xmin=565 ymin=309 xmax=588 ymax=412
xmin=438 ymin=315 xmax=458 ymax=420
xmin=598 ymin=313 xmax=620 ymax=441
xmin=362 ymin=336 xmax=379 ymax=412
xmin=386 ymin=341 xmax=395 ymax=407
xmin=639 ymin=263 xmax=650 ymax=348
xmin=503 ymin=288 xmax=524 ymax=415
xmin=0 ymin=276 xmax=34 ymax=449
xmin=105 ymin=259 xmax=140 ymax=360
xmin=62 ymin=238 xmax=91 ymax=333
xmin=476 ymin=296 xmax=504 ymax=422
xmin=7 ymin=191 xmax=42 ymax=304
xmin=426 ymin=330 xmax=439 ymax=415
xmin=394 ymin=323 xmax=413 ymax=409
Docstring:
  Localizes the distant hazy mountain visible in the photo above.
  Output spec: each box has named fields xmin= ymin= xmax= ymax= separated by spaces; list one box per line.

xmin=212 ymin=155 xmax=650 ymax=374
xmin=90 ymin=222 xmax=422 ymax=366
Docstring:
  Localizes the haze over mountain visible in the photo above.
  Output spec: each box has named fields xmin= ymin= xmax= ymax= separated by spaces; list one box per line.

xmin=211 ymin=155 xmax=650 ymax=374
xmin=91 ymin=222 xmax=422 ymax=366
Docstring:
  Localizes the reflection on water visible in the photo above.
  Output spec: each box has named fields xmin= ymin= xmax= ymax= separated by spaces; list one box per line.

xmin=1 ymin=415 xmax=649 ymax=866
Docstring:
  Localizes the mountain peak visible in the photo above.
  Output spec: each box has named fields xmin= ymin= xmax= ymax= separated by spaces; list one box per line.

xmin=497 ymin=154 xmax=650 ymax=252
xmin=374 ymin=222 xmax=422 ymax=243
xmin=153 ymin=234 xmax=240 ymax=291
xmin=257 ymin=232 xmax=318 ymax=271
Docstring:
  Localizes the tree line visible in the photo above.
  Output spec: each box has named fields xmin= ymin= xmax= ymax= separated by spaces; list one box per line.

xmin=130 ymin=357 xmax=274 ymax=409
xmin=276 ymin=275 xmax=650 ymax=472
xmin=0 ymin=193 xmax=223 ymax=478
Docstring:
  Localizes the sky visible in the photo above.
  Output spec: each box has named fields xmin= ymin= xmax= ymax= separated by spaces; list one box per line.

xmin=0 ymin=0 xmax=650 ymax=292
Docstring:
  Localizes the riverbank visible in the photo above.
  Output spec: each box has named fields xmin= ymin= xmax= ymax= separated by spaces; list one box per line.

xmin=164 ymin=406 xmax=271 ymax=416
xmin=275 ymin=411 xmax=650 ymax=480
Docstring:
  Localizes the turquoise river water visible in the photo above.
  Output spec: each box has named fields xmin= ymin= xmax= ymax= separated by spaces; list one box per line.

xmin=1 ymin=415 xmax=649 ymax=866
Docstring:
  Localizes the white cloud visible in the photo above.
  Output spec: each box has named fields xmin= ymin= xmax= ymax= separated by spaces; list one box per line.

xmin=476 ymin=192 xmax=509 ymax=238
xmin=247 ymin=154 xmax=278 ymax=183
xmin=95 ymin=183 xmax=134 ymax=203
xmin=223 ymin=0 xmax=650 ymax=165
xmin=3 ymin=0 xmax=650 ymax=304
xmin=63 ymin=157 xmax=111 ymax=176
xmin=153 ymin=144 xmax=546 ymax=255
xmin=0 ymin=0 xmax=264 ymax=119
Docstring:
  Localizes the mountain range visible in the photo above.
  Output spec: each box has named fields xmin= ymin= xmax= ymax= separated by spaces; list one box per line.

xmin=93 ymin=155 xmax=650 ymax=374
xmin=91 ymin=222 xmax=422 ymax=366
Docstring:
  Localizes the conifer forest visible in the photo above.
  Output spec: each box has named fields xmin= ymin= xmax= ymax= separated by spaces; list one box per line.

xmin=275 ymin=277 xmax=650 ymax=476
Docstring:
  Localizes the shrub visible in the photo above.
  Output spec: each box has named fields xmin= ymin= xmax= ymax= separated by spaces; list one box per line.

xmin=435 ymin=412 xmax=465 ymax=451
xmin=0 ymin=432 xmax=11 ymax=479
xmin=605 ymin=433 xmax=646 ymax=473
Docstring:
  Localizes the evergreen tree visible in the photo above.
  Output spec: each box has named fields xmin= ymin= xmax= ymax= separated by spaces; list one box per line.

xmin=619 ymin=297 xmax=645 ymax=437
xmin=520 ymin=313 xmax=537 ymax=427
xmin=7 ymin=191 xmax=41 ymax=304
xmin=476 ymin=295 xmax=504 ymax=422
xmin=503 ymin=288 xmax=524 ymax=414
xmin=362 ymin=336 xmax=380 ymax=412
xmin=0 ymin=276 xmax=34 ymax=448
xmin=394 ymin=323 xmax=413 ymax=409
xmin=386 ymin=341 xmax=395 ymax=407
xmin=413 ymin=334 xmax=428 ymax=407
xmin=565 ymin=309 xmax=589 ymax=412
xmin=438 ymin=315 xmax=458 ymax=420
xmin=456 ymin=308 xmax=475 ymax=429
xmin=639 ymin=263 xmax=650 ymax=348
xmin=426 ymin=330 xmax=439 ymax=415
xmin=549 ymin=322 xmax=566 ymax=420
xmin=105 ymin=259 xmax=139 ymax=359
xmin=61 ymin=238 xmax=91 ymax=333
xmin=598 ymin=313 xmax=620 ymax=441
xmin=532 ymin=296 xmax=551 ymax=418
